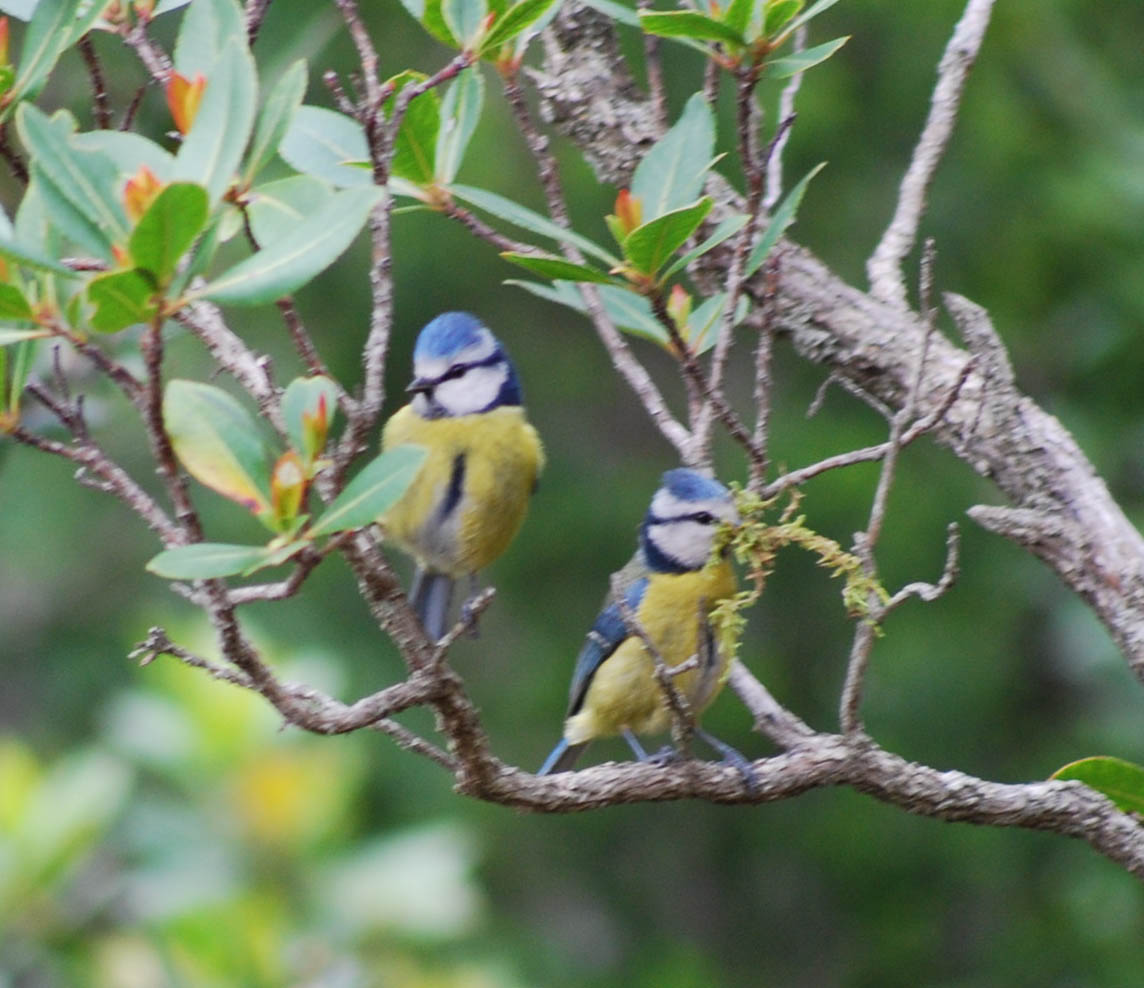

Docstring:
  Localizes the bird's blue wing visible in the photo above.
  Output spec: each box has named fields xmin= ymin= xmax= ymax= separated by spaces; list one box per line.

xmin=566 ymin=577 xmax=648 ymax=716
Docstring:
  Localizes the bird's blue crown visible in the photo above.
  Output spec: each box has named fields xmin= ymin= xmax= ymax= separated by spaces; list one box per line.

xmin=658 ymin=468 xmax=731 ymax=505
xmin=414 ymin=311 xmax=490 ymax=360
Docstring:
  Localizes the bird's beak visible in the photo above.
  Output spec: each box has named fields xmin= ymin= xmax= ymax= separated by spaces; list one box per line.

xmin=406 ymin=377 xmax=432 ymax=395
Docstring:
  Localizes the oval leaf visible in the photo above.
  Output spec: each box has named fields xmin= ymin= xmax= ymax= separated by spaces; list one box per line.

xmin=87 ymin=268 xmax=158 ymax=333
xmin=622 ymin=197 xmax=713 ymax=277
xmin=196 ymin=186 xmax=384 ymax=306
xmin=164 ymin=379 xmax=273 ymax=513
xmin=310 ymin=444 xmax=427 ymax=538
xmin=146 ymin=541 xmax=280 ymax=579
xmin=630 ymin=92 xmax=716 ymax=221
xmin=384 ymin=71 xmax=440 ymax=187
xmin=638 ymin=10 xmax=745 ymax=48
xmin=436 ymin=70 xmax=484 ymax=184
xmin=767 ymin=36 xmax=849 ymax=79
xmin=1051 ymin=756 xmax=1144 ymax=815
xmin=279 ymin=105 xmax=373 ymax=189
xmin=129 ymin=182 xmax=209 ymax=283
xmin=501 ymin=252 xmax=615 ymax=284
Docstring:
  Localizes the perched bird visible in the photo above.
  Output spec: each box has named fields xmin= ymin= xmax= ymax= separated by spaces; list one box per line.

xmin=380 ymin=312 xmax=544 ymax=640
xmin=539 ymin=468 xmax=747 ymax=777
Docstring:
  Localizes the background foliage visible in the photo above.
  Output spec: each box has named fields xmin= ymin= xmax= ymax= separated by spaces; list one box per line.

xmin=1 ymin=0 xmax=1143 ymax=984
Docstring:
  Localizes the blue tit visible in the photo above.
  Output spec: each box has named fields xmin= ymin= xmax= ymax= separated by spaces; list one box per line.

xmin=539 ymin=468 xmax=748 ymax=777
xmin=380 ymin=312 xmax=544 ymax=640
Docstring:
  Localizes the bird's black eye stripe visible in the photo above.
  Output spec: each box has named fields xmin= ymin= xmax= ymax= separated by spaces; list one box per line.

xmin=647 ymin=509 xmax=722 ymax=527
xmin=427 ymin=350 xmax=503 ymax=387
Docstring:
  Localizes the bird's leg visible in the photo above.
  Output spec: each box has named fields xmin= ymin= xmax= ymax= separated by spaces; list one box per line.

xmin=459 ymin=573 xmax=483 ymax=638
xmin=621 ymin=728 xmax=654 ymax=762
xmin=696 ymin=727 xmax=758 ymax=795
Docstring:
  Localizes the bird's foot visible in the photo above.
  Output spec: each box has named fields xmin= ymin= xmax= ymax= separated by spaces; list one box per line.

xmin=697 ymin=728 xmax=759 ymax=796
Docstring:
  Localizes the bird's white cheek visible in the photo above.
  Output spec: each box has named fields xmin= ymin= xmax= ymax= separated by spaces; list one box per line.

xmin=651 ymin=521 xmax=715 ymax=571
xmin=435 ymin=364 xmax=507 ymax=415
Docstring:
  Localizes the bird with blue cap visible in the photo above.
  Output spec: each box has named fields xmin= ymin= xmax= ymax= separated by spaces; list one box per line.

xmin=380 ymin=312 xmax=544 ymax=640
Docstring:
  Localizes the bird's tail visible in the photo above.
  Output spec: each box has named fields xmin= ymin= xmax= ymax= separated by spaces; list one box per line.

xmin=538 ymin=738 xmax=589 ymax=776
xmin=410 ymin=568 xmax=454 ymax=641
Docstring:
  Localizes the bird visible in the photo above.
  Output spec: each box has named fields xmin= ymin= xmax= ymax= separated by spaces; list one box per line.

xmin=538 ymin=468 xmax=749 ymax=778
xmin=380 ymin=312 xmax=544 ymax=641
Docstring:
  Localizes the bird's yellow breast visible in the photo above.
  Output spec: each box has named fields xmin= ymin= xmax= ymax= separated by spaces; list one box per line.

xmin=381 ymin=405 xmax=544 ymax=575
xmin=565 ymin=559 xmax=737 ymax=744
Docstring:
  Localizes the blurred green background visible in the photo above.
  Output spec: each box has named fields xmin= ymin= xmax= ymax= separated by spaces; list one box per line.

xmin=2 ymin=0 xmax=1144 ymax=984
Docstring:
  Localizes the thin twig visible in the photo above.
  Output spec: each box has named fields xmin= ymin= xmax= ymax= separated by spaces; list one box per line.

xmin=245 ymin=0 xmax=274 ymax=45
xmin=120 ymin=18 xmax=172 ymax=83
xmin=140 ymin=319 xmax=202 ymax=537
xmin=77 ymin=34 xmax=113 ymax=130
xmin=867 ymin=0 xmax=996 ymax=307
xmin=0 ymin=123 xmax=29 ymax=184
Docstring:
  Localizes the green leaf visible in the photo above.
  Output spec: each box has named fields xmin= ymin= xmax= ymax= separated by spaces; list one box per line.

xmin=279 ymin=105 xmax=373 ymax=189
xmin=630 ymin=92 xmax=716 ymax=221
xmin=579 ymin=0 xmax=640 ymax=27
xmin=1051 ymin=756 xmax=1144 ymax=815
xmin=196 ymin=186 xmax=384 ymax=306
xmin=246 ymin=175 xmax=334 ymax=246
xmin=480 ymin=0 xmax=558 ymax=53
xmin=660 ymin=212 xmax=749 ymax=282
xmin=764 ymin=0 xmax=802 ymax=38
xmin=436 ymin=70 xmax=484 ymax=184
xmin=164 ymin=379 xmax=274 ymax=514
xmin=172 ymin=40 xmax=258 ymax=204
xmin=745 ymin=161 xmax=825 ymax=276
xmin=397 ymin=0 xmax=458 ymax=46
xmin=16 ymin=106 xmax=129 ymax=251
xmin=9 ymin=0 xmax=82 ymax=109
xmin=310 ymin=444 xmax=427 ymax=537
xmin=87 ymin=269 xmax=158 ymax=333
xmin=687 ymin=292 xmax=748 ymax=354
xmin=0 ymin=327 xmax=49 ymax=345
xmin=244 ymin=58 xmax=308 ymax=184
xmin=282 ymin=375 xmax=339 ymax=459
xmin=442 ymin=0 xmax=486 ymax=47
xmin=174 ymin=0 xmax=246 ymax=76
xmin=129 ymin=182 xmax=209 ymax=284
xmin=385 ymin=72 xmax=440 ymax=187
xmin=723 ymin=0 xmax=755 ymax=38
xmin=622 ymin=197 xmax=713 ymax=277
xmin=767 ymin=36 xmax=849 ymax=78
xmin=0 ymin=284 xmax=33 ymax=321
xmin=501 ymin=252 xmax=615 ymax=284
xmin=146 ymin=541 xmax=300 ymax=580
xmin=638 ymin=10 xmax=745 ymax=49
xmin=450 ymin=183 xmax=619 ymax=266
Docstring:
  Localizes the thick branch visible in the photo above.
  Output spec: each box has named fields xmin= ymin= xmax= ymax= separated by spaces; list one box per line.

xmin=536 ymin=2 xmax=1144 ymax=681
